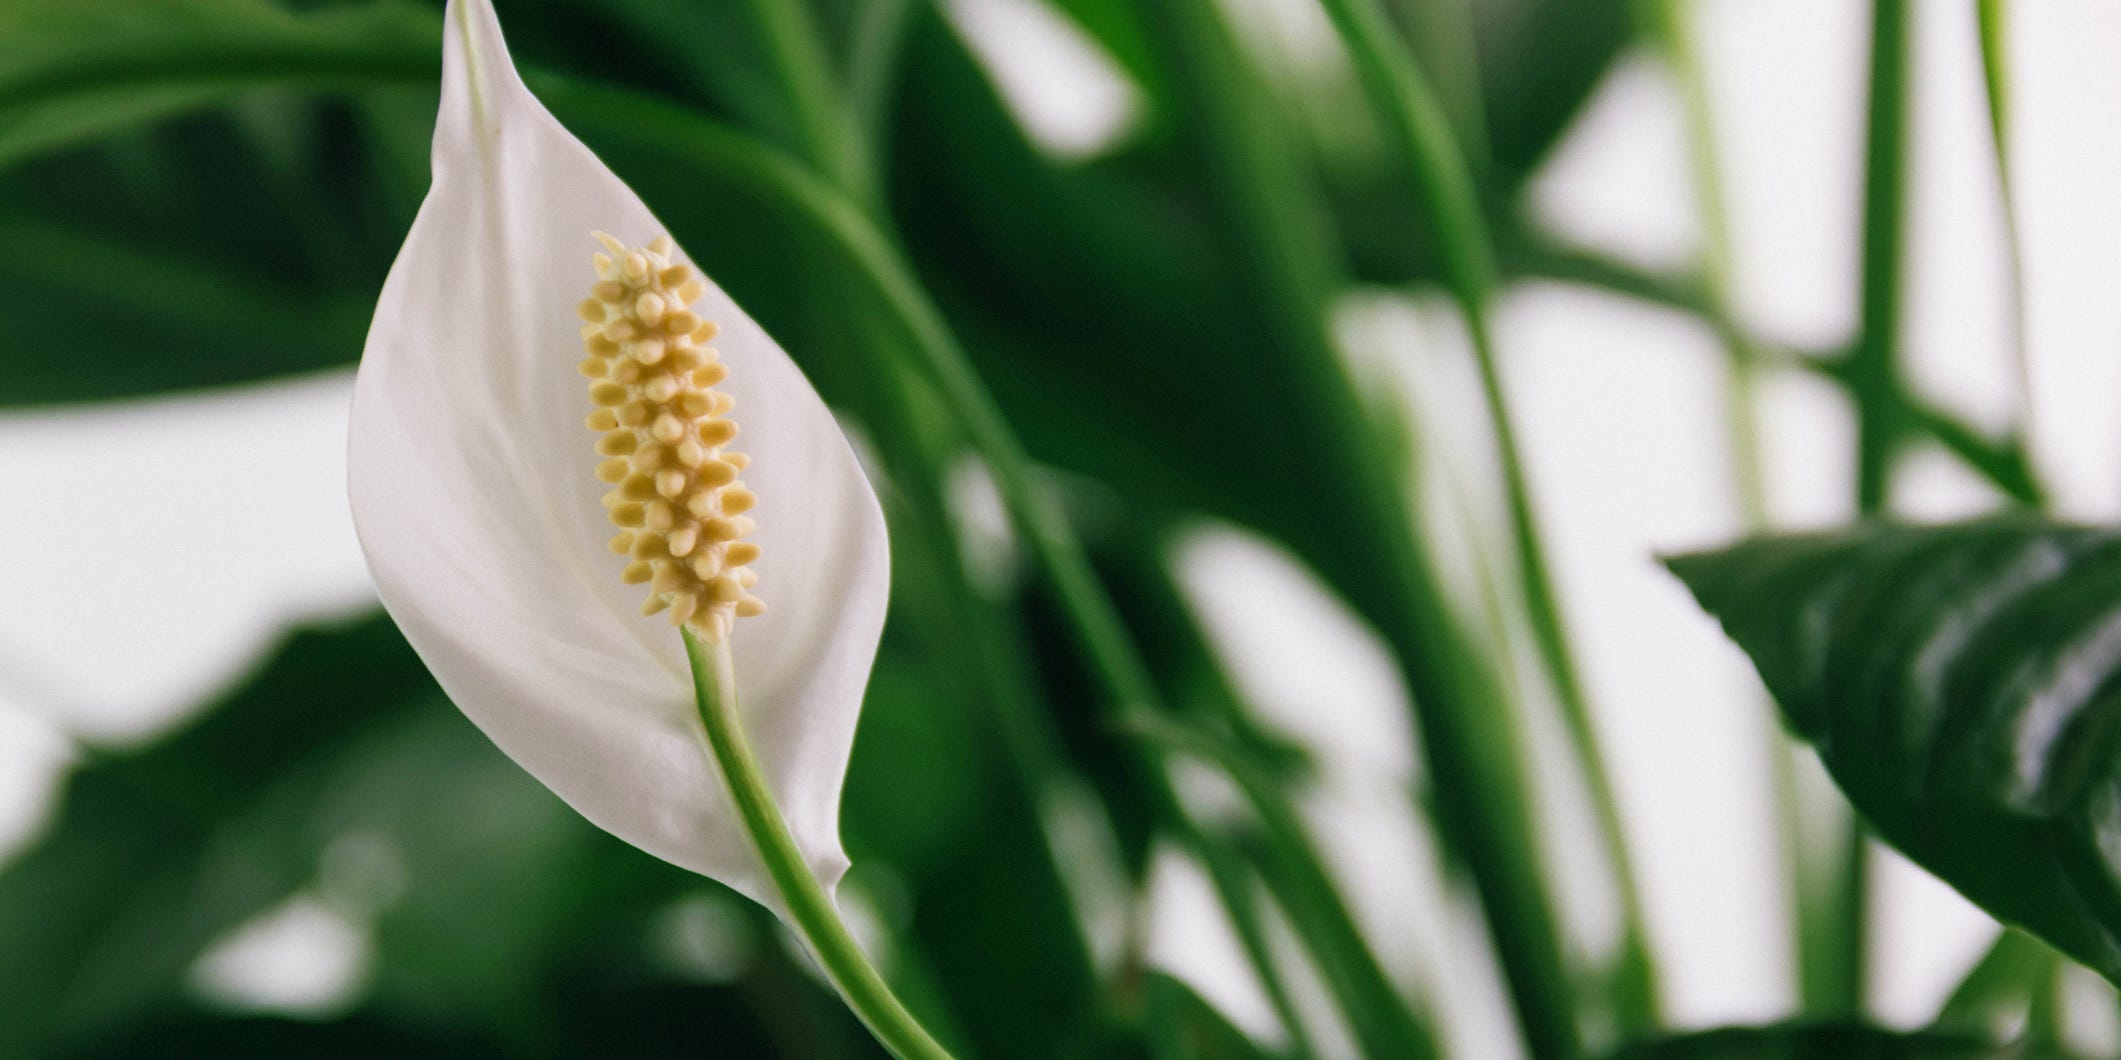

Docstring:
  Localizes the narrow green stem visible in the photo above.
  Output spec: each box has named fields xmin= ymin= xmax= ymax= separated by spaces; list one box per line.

xmin=733 ymin=0 xmax=873 ymax=206
xmin=1908 ymin=400 xmax=2045 ymax=506
xmin=727 ymin=6 xmax=1173 ymax=732
xmin=1975 ymin=0 xmax=2036 ymax=431
xmin=1818 ymin=0 xmax=1915 ymax=1016
xmin=1125 ymin=539 xmax=1421 ymax=1059
xmin=582 ymin=50 xmax=1364 ymax=1045
xmin=1502 ymin=240 xmax=2051 ymax=507
xmin=846 ymin=0 xmax=922 ymax=156
xmin=1386 ymin=0 xmax=1491 ymax=169
xmin=1314 ymin=0 xmax=1657 ymax=1033
xmin=1938 ymin=930 xmax=2054 ymax=1029
xmin=1192 ymin=841 xmax=1325 ymax=1060
xmin=1814 ymin=825 xmax=1869 ymax=1015
xmin=1132 ymin=715 xmax=1437 ymax=1060
xmin=1646 ymin=0 xmax=1768 ymax=527
xmin=700 ymin=0 xmax=1161 ymax=734
xmin=683 ymin=630 xmax=955 ymax=1060
xmin=874 ymin=366 xmax=1112 ymax=944
xmin=872 ymin=345 xmax=1346 ymax=1049
xmin=1855 ymin=0 xmax=1912 ymax=515
xmin=1768 ymin=741 xmax=1823 ymax=1017
xmin=1143 ymin=0 xmax=1576 ymax=1052
xmin=2025 ymin=957 xmax=2064 ymax=1050
xmin=1638 ymin=1 xmax=1858 ymax=1025
xmin=727 ymin=12 xmax=1154 ymax=1029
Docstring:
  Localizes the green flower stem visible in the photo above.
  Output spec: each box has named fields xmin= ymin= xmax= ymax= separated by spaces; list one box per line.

xmin=1909 ymin=402 xmax=2045 ymax=506
xmin=1141 ymin=0 xmax=1576 ymax=1053
xmin=683 ymin=629 xmax=955 ymax=1060
xmin=564 ymin=57 xmax=1384 ymax=1048
xmin=1317 ymin=0 xmax=1618 ymax=786
xmin=1119 ymin=537 xmax=1422 ymax=1060
xmin=2026 ymin=964 xmax=2064 ymax=1052
xmin=835 ymin=231 xmax=1360 ymax=1057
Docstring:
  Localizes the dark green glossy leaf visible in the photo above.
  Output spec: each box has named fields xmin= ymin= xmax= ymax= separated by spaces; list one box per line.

xmin=1667 ymin=517 xmax=2121 ymax=983
xmin=1604 ymin=1020 xmax=2021 ymax=1059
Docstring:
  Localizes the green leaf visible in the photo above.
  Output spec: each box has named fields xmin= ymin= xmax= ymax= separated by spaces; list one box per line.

xmin=69 ymin=1012 xmax=508 ymax=1059
xmin=1464 ymin=0 xmax=1633 ymax=186
xmin=0 ymin=609 xmax=858 ymax=1054
xmin=1666 ymin=517 xmax=2121 ymax=984
xmin=0 ymin=202 xmax=379 ymax=405
xmin=1142 ymin=973 xmax=1279 ymax=1060
xmin=1603 ymin=1020 xmax=2019 ymax=1059
xmin=310 ymin=708 xmax=608 ymax=1035
xmin=0 ymin=0 xmax=440 ymax=407
xmin=887 ymin=17 xmax=1410 ymax=551
xmin=0 ymin=614 xmax=433 ymax=1057
xmin=1940 ymin=930 xmax=2060 ymax=1032
xmin=0 ymin=0 xmax=436 ymax=168
xmin=1129 ymin=714 xmax=1437 ymax=1060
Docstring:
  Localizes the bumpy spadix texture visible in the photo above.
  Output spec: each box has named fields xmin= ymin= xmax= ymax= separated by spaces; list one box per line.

xmin=347 ymin=0 xmax=887 ymax=907
xmin=581 ymin=232 xmax=764 ymax=641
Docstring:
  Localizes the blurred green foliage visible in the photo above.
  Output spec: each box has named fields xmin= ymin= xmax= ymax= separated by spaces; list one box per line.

xmin=0 ymin=616 xmax=897 ymax=1056
xmin=1602 ymin=1021 xmax=2030 ymax=1060
xmin=0 ymin=0 xmax=2103 ymax=1056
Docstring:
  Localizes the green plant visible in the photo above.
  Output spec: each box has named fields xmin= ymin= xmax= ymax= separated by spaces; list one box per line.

xmin=0 ymin=0 xmax=2102 ymax=1057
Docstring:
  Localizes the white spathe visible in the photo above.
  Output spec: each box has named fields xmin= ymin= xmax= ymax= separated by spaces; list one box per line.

xmin=347 ymin=0 xmax=888 ymax=906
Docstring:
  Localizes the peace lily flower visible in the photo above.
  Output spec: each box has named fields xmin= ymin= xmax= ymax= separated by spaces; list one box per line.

xmin=348 ymin=4 xmax=946 ymax=1054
